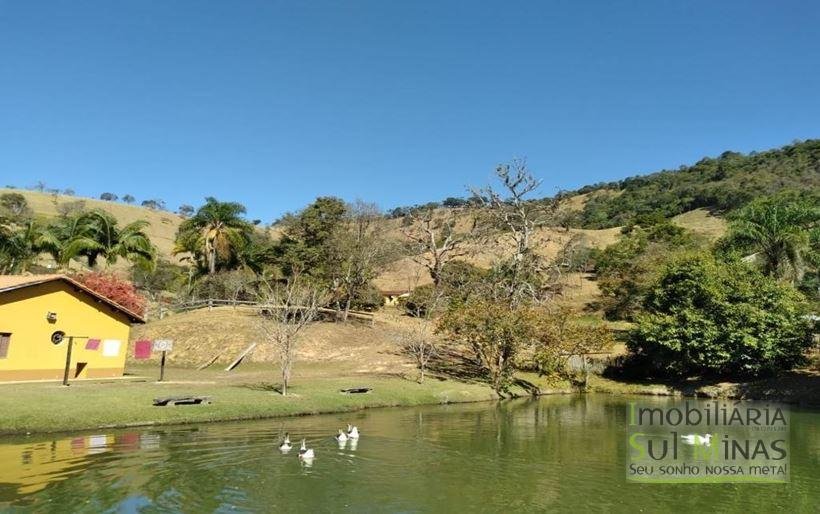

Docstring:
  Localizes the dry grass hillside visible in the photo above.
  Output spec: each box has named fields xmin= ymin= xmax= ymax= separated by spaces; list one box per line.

xmin=130 ymin=306 xmax=424 ymax=375
xmin=671 ymin=208 xmax=728 ymax=239
xmin=373 ymin=207 xmax=622 ymax=291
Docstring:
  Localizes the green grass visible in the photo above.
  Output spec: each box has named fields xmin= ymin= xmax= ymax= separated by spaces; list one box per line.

xmin=0 ymin=362 xmax=580 ymax=435
xmin=0 ymin=364 xmax=497 ymax=435
xmin=585 ymin=375 xmax=676 ymax=395
xmin=3 ymin=362 xmax=813 ymax=435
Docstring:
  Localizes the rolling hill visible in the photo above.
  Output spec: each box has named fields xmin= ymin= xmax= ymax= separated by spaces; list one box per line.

xmin=2 ymin=171 xmax=733 ymax=295
xmin=6 ymin=139 xmax=820 ymax=263
xmin=569 ymin=138 xmax=820 ymax=228
xmin=8 ymin=138 xmax=816 ymax=282
xmin=0 ymin=188 xmax=184 ymax=260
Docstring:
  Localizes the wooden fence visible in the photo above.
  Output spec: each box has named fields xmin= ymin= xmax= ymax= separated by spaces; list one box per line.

xmin=151 ymin=298 xmax=375 ymax=324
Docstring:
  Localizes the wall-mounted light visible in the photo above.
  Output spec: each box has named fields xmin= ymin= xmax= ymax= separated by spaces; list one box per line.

xmin=46 ymin=312 xmax=57 ymax=323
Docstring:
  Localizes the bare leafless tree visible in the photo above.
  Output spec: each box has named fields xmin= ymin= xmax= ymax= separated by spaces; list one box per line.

xmin=543 ymin=233 xmax=588 ymax=294
xmin=471 ymin=158 xmax=553 ymax=305
xmin=472 ymin=158 xmax=545 ymax=265
xmin=332 ymin=201 xmax=396 ymax=321
xmin=256 ymin=276 xmax=326 ymax=395
xmin=395 ymin=277 xmax=444 ymax=383
xmin=402 ymin=209 xmax=471 ymax=287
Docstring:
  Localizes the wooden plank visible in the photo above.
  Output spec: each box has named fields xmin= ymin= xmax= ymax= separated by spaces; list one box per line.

xmin=225 ymin=343 xmax=257 ymax=371
xmin=196 ymin=353 xmax=221 ymax=371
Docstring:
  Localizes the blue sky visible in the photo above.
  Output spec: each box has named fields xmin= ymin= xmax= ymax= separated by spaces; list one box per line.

xmin=1 ymin=1 xmax=818 ymax=221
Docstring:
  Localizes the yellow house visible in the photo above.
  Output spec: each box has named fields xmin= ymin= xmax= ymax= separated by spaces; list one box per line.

xmin=0 ymin=434 xmax=113 ymax=497
xmin=0 ymin=431 xmax=153 ymax=499
xmin=0 ymin=275 xmax=144 ymax=381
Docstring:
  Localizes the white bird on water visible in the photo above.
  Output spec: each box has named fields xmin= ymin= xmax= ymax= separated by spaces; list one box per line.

xmin=681 ymin=434 xmax=713 ymax=446
xmin=335 ymin=429 xmax=348 ymax=442
xmin=298 ymin=439 xmax=315 ymax=459
xmin=278 ymin=433 xmax=292 ymax=452
xmin=347 ymin=424 xmax=360 ymax=439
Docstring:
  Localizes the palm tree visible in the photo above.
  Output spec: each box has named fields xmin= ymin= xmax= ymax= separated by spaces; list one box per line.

xmin=0 ymin=219 xmax=27 ymax=273
xmin=174 ymin=198 xmax=252 ymax=275
xmin=0 ymin=218 xmax=59 ymax=273
xmin=60 ymin=210 xmax=156 ymax=269
xmin=728 ymin=196 xmax=819 ymax=282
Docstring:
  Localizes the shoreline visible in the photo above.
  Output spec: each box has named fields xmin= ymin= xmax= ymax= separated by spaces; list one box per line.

xmin=585 ymin=372 xmax=820 ymax=406
xmin=0 ymin=369 xmax=816 ymax=437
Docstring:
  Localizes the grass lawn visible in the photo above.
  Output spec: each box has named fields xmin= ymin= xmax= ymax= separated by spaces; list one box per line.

xmin=0 ymin=363 xmax=498 ymax=435
xmin=4 ymin=358 xmax=810 ymax=436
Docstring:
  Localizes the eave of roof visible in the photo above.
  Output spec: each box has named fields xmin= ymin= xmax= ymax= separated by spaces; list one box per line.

xmin=0 ymin=274 xmax=145 ymax=323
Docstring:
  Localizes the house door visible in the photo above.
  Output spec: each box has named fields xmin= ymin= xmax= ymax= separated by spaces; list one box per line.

xmin=74 ymin=362 xmax=88 ymax=379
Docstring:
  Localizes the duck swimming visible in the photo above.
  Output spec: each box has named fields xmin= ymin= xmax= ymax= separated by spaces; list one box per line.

xmin=335 ymin=429 xmax=348 ymax=442
xmin=278 ymin=433 xmax=292 ymax=452
xmin=347 ymin=424 xmax=360 ymax=439
xmin=681 ymin=434 xmax=712 ymax=446
xmin=298 ymin=439 xmax=315 ymax=459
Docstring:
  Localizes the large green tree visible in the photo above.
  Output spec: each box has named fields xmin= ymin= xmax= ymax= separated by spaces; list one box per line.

xmin=276 ymin=196 xmax=347 ymax=278
xmin=438 ymin=299 xmax=545 ymax=395
xmin=174 ymin=197 xmax=253 ymax=275
xmin=594 ymin=222 xmax=701 ymax=320
xmin=276 ymin=198 xmax=394 ymax=319
xmin=628 ymin=254 xmax=813 ymax=377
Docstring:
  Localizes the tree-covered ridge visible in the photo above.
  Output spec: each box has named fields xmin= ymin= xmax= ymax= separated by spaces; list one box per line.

xmin=575 ymin=139 xmax=820 ymax=228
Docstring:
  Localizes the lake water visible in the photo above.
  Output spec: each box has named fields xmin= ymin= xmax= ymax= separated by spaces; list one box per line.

xmin=0 ymin=395 xmax=817 ymax=513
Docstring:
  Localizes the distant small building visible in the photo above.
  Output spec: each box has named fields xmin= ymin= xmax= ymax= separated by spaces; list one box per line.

xmin=380 ymin=289 xmax=411 ymax=307
xmin=0 ymin=275 xmax=144 ymax=381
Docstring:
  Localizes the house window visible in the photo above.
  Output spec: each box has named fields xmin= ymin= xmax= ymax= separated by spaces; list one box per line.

xmin=0 ymin=333 xmax=10 ymax=359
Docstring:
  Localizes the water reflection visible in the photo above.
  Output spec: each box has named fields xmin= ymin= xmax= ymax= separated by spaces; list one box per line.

xmin=0 ymin=396 xmax=816 ymax=512
xmin=0 ymin=431 xmax=148 ymax=499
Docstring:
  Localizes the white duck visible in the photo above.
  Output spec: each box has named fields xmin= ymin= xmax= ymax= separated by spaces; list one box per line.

xmin=278 ymin=433 xmax=292 ymax=452
xmin=347 ymin=424 xmax=360 ymax=439
xmin=335 ymin=429 xmax=348 ymax=442
xmin=681 ymin=434 xmax=713 ymax=446
xmin=298 ymin=439 xmax=315 ymax=459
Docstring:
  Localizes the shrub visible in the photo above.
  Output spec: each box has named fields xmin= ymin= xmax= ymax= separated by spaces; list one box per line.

xmin=0 ymin=193 xmax=31 ymax=219
xmin=627 ymin=254 xmax=814 ymax=377
xmin=532 ymin=307 xmax=615 ymax=379
xmin=439 ymin=261 xmax=487 ymax=304
xmin=131 ymin=260 xmax=188 ymax=297
xmin=189 ymin=270 xmax=258 ymax=302
xmin=349 ymin=283 xmax=383 ymax=311
xmin=404 ymin=284 xmax=438 ymax=317
xmin=72 ymin=272 xmax=147 ymax=316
